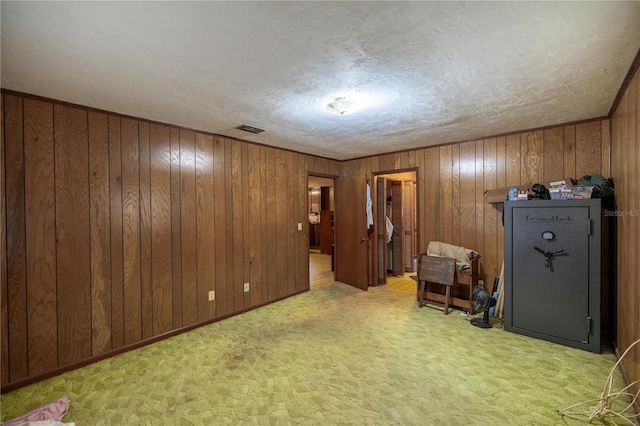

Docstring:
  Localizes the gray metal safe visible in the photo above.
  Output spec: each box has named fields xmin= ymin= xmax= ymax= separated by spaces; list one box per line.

xmin=504 ymin=199 xmax=601 ymax=353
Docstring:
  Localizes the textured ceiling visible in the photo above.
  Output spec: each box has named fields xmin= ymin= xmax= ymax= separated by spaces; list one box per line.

xmin=2 ymin=2 xmax=639 ymax=161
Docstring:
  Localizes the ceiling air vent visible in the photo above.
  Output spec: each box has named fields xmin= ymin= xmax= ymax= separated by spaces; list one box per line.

xmin=235 ymin=124 xmax=265 ymax=134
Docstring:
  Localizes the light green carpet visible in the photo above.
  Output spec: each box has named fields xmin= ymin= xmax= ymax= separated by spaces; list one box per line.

xmin=1 ymin=253 xmax=636 ymax=425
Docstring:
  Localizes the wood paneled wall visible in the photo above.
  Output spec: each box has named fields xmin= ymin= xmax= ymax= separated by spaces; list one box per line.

xmin=611 ymin=60 xmax=640 ymax=399
xmin=0 ymin=92 xmax=340 ymax=388
xmin=342 ymin=120 xmax=610 ymax=288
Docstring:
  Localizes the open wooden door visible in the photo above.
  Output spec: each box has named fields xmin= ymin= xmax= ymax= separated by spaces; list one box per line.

xmin=390 ymin=180 xmax=404 ymax=276
xmin=334 ymin=175 xmax=369 ymax=291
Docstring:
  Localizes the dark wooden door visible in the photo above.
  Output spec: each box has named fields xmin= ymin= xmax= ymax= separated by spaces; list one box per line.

xmin=335 ymin=176 xmax=369 ymax=291
xmin=391 ymin=180 xmax=404 ymax=276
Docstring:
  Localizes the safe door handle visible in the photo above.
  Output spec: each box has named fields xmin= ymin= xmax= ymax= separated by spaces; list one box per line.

xmin=534 ymin=247 xmax=565 ymax=268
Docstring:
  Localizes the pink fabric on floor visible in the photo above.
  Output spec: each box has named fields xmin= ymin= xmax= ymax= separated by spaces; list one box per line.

xmin=1 ymin=396 xmax=70 ymax=426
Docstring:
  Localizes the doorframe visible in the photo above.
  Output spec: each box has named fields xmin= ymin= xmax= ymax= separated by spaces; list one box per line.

xmin=307 ymin=172 xmax=338 ymax=285
xmin=371 ymin=167 xmax=419 ymax=286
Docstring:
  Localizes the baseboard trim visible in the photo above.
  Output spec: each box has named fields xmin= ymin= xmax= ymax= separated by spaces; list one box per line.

xmin=0 ymin=288 xmax=308 ymax=394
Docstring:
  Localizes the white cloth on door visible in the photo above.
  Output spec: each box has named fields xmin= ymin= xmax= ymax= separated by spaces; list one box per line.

xmin=366 ymin=184 xmax=373 ymax=228
xmin=385 ymin=216 xmax=394 ymax=243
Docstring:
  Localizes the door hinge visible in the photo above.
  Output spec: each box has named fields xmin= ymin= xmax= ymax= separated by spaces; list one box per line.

xmin=586 ymin=317 xmax=592 ymax=334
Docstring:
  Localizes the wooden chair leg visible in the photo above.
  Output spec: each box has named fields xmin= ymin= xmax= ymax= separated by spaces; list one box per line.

xmin=443 ymin=286 xmax=451 ymax=315
xmin=418 ymin=281 xmax=425 ymax=308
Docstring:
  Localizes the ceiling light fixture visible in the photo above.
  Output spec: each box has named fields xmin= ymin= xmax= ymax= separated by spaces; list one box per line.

xmin=326 ymin=97 xmax=354 ymax=115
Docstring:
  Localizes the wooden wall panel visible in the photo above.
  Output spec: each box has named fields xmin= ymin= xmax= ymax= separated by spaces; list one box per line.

xmin=196 ymin=133 xmax=215 ymax=321
xmin=260 ymin=147 xmax=270 ymax=299
xmin=0 ymin=93 xmax=7 ymax=386
xmin=543 ymin=127 xmax=564 ymax=183
xmin=231 ymin=141 xmax=244 ymax=311
xmin=286 ymin=151 xmax=297 ymax=295
xmin=439 ymin=146 xmax=453 ymax=244
xmin=265 ymin=147 xmax=277 ymax=301
xmin=4 ymin=95 xmax=28 ymax=382
xmin=611 ymin=63 xmax=640 ymax=399
xmin=121 ymin=118 xmax=142 ymax=345
xmin=576 ymin=121 xmax=602 ymax=179
xmin=275 ymin=149 xmax=288 ymax=299
xmin=248 ymin=144 xmax=263 ymax=305
xmin=482 ymin=138 xmax=499 ymax=282
xmin=150 ymin=124 xmax=173 ymax=335
xmin=54 ymin=105 xmax=91 ymax=366
xmin=224 ymin=139 xmax=235 ymax=313
xmin=180 ymin=130 xmax=198 ymax=326
xmin=458 ymin=142 xmax=476 ymax=254
xmin=88 ymin=112 xmax=111 ymax=356
xmin=138 ymin=122 xmax=153 ymax=340
xmin=170 ymin=127 xmax=183 ymax=329
xmin=563 ymin=125 xmax=576 ymax=179
xmin=520 ymin=130 xmax=544 ymax=185
xmin=242 ymin=144 xmax=251 ymax=308
xmin=474 ymin=141 xmax=485 ymax=278
xmin=24 ymin=99 xmax=57 ymax=374
xmin=109 ymin=116 xmax=124 ymax=349
xmin=297 ymin=153 xmax=308 ymax=292
xmin=213 ymin=136 xmax=228 ymax=317
xmin=423 ymin=147 xmax=440 ymax=251
xmin=495 ymin=137 xmax=506 ymax=273
xmin=0 ymin=94 xmax=306 ymax=388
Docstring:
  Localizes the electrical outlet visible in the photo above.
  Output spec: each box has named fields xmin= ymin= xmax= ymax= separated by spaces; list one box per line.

xmin=243 ymin=282 xmax=250 ymax=292
xmin=297 ymin=222 xmax=302 ymax=231
xmin=208 ymin=290 xmax=215 ymax=301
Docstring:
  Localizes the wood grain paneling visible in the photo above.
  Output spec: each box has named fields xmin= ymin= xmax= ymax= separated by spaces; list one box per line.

xmin=121 ymin=118 xmax=141 ymax=345
xmin=242 ymin=144 xmax=251 ymax=307
xmin=286 ymin=151 xmax=297 ymax=295
xmin=0 ymin=93 xmax=7 ymax=386
xmin=520 ymin=130 xmax=543 ymax=185
xmin=180 ymin=130 xmax=198 ymax=326
xmin=275 ymin=149 xmax=288 ymax=299
xmin=4 ymin=95 xmax=28 ymax=382
xmin=458 ymin=142 xmax=476 ymax=254
xmin=265 ymin=147 xmax=277 ymax=301
xmin=88 ymin=111 xmax=112 ymax=356
xmin=196 ymin=133 xmax=215 ymax=321
xmin=576 ymin=121 xmax=602 ymax=178
xmin=231 ymin=141 xmax=244 ymax=311
xmin=24 ymin=99 xmax=57 ymax=374
xmin=54 ymin=104 xmax=91 ymax=366
xmin=248 ymin=144 xmax=263 ymax=305
xmin=213 ymin=136 xmax=228 ymax=316
xmin=482 ymin=138 xmax=498 ymax=281
xmin=543 ymin=127 xmax=564 ymax=183
xmin=563 ymin=125 xmax=576 ymax=179
xmin=170 ymin=127 xmax=182 ymax=329
xmin=2 ymin=91 xmax=341 ymax=390
xmin=150 ymin=123 xmax=173 ymax=334
xmin=611 ymin=61 xmax=640 ymax=401
xmin=439 ymin=146 xmax=453 ymax=244
xmin=139 ymin=122 xmax=153 ymax=340
xmin=109 ymin=116 xmax=124 ymax=349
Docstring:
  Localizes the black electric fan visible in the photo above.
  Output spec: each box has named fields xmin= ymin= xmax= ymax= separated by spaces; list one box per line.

xmin=470 ymin=280 xmax=497 ymax=329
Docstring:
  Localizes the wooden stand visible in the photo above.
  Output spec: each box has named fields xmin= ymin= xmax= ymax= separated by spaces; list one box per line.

xmin=416 ymin=256 xmax=479 ymax=314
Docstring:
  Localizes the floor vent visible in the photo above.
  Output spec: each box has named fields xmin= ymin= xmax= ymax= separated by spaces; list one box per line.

xmin=235 ymin=124 xmax=265 ymax=134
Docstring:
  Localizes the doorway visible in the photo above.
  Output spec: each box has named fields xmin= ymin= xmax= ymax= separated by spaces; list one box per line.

xmin=373 ymin=170 xmax=418 ymax=286
xmin=308 ymin=175 xmax=336 ymax=285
